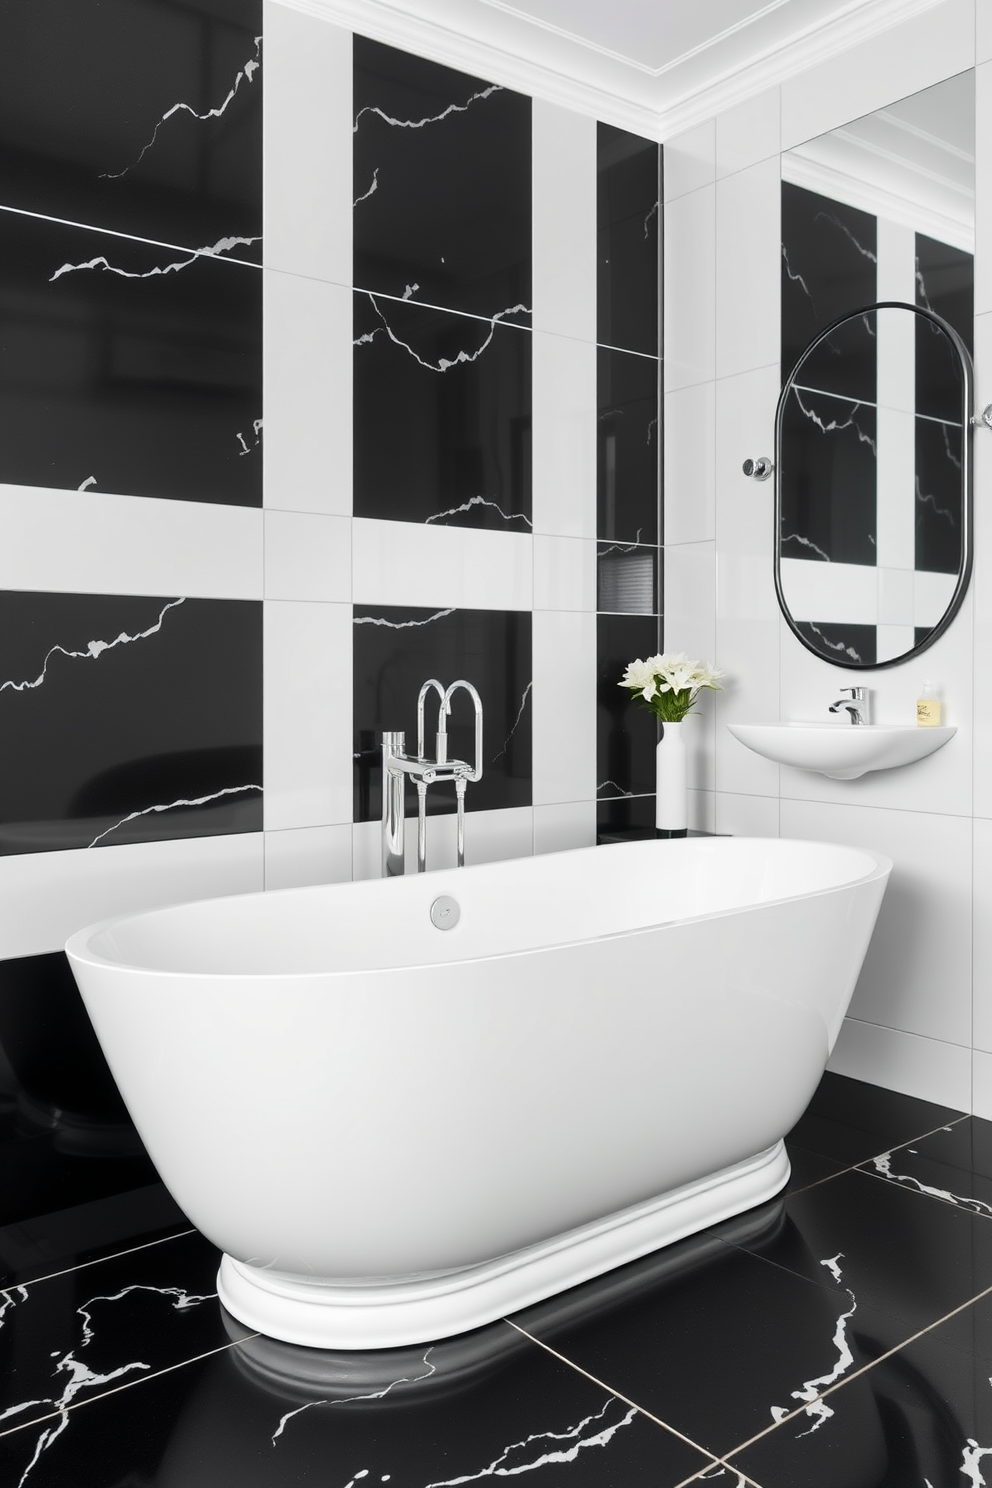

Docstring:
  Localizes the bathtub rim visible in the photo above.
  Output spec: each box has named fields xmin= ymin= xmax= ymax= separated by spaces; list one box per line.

xmin=64 ymin=837 xmax=892 ymax=983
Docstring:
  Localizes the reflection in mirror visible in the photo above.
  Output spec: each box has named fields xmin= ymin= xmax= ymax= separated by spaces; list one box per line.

xmin=777 ymin=72 xmax=975 ymax=668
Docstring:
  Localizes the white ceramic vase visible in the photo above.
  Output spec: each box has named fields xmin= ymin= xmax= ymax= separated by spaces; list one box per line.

xmin=656 ymin=720 xmax=688 ymax=837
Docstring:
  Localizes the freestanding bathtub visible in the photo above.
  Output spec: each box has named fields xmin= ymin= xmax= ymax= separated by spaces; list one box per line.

xmin=65 ymin=837 xmax=890 ymax=1349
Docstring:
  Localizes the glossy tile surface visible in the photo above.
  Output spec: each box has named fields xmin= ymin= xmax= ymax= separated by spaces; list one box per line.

xmin=353 ymin=36 xmax=531 ymax=323
xmin=0 ymin=210 xmax=262 ymax=504
xmin=5 ymin=1069 xmax=992 ymax=1484
xmin=352 ymin=605 xmax=532 ymax=821
xmin=0 ymin=0 xmax=262 ymax=254
xmin=0 ymin=591 xmax=263 ymax=853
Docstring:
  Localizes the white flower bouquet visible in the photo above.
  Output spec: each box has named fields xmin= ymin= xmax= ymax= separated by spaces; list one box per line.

xmin=619 ymin=652 xmax=723 ymax=724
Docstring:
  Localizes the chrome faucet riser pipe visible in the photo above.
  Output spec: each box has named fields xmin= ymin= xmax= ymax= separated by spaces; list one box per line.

xmin=416 ymin=781 xmax=428 ymax=874
xmin=440 ymin=680 xmax=484 ymax=782
xmin=417 ymin=679 xmax=446 ymax=760
xmin=381 ymin=731 xmax=406 ymax=878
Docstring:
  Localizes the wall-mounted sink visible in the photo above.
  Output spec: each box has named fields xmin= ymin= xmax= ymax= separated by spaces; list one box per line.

xmin=726 ymin=722 xmax=957 ymax=779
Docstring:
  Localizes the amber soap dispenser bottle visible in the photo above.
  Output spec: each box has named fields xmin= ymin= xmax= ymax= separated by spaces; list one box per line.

xmin=917 ymin=680 xmax=942 ymax=727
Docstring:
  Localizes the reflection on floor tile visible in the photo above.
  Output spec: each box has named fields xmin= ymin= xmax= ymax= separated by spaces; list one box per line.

xmin=4 ymin=1066 xmax=992 ymax=1483
xmin=0 ymin=1316 xmax=715 ymax=1488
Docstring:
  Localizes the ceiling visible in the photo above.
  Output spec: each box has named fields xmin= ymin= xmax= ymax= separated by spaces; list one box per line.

xmin=295 ymin=0 xmax=946 ymax=136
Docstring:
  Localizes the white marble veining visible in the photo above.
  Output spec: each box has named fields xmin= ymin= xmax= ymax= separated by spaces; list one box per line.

xmin=492 ymin=682 xmax=533 ymax=763
xmin=789 ymin=388 xmax=877 ymax=454
xmin=353 ymin=608 xmax=455 ymax=630
xmin=0 ymin=599 xmax=185 ymax=695
xmin=353 ymin=85 xmax=501 ymax=136
xmin=101 ymin=37 xmax=262 ymax=179
xmin=869 ymin=1149 xmax=992 ymax=1215
xmin=769 ymin=1253 xmax=857 ymax=1436
xmin=354 ymin=294 xmax=529 ymax=371
xmin=271 ymin=1349 xmax=437 ymax=1443
xmin=87 ymin=785 xmax=263 ymax=849
xmin=49 ymin=234 xmax=262 ymax=281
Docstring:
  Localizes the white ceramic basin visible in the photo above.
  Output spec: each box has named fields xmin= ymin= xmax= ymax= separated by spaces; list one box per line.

xmin=727 ymin=722 xmax=956 ymax=779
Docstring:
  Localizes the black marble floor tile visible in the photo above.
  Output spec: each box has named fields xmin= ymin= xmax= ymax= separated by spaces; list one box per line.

xmin=0 ymin=1183 xmax=188 ymax=1290
xmin=732 ymin=1310 xmax=992 ymax=1487
xmin=0 ymin=1227 xmax=250 ymax=1437
xmin=856 ymin=1114 xmax=992 ymax=1217
xmin=726 ymin=1168 xmax=992 ymax=1339
xmin=786 ymin=1071 xmax=963 ymax=1167
xmin=783 ymin=1142 xmax=848 ymax=1196
xmin=510 ymin=1215 xmax=921 ymax=1461
xmin=0 ymin=1315 xmax=716 ymax=1488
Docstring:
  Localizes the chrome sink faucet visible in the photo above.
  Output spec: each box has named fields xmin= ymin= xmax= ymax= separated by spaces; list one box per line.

xmin=381 ymin=680 xmax=484 ymax=877
xmin=828 ymin=686 xmax=870 ymax=725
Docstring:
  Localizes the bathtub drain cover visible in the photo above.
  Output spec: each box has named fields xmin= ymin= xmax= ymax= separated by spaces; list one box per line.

xmin=430 ymin=895 xmax=460 ymax=930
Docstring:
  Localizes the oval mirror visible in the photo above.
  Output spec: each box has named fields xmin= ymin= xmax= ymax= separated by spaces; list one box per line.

xmin=774 ymin=300 xmax=974 ymax=668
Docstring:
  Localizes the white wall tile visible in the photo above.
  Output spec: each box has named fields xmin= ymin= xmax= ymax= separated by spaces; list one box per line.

xmin=972 ymin=313 xmax=992 ymax=815
xmin=781 ymin=0 xmax=975 ymax=150
xmin=780 ymin=799 xmax=972 ymax=1048
xmin=980 ymin=6 xmax=992 ymax=64
xmin=0 ymin=485 xmax=262 ymax=600
xmin=972 ymin=819 xmax=992 ymax=1051
xmin=829 ymin=1018 xmax=971 ymax=1112
xmin=664 ymin=381 xmax=715 ymax=545
xmin=263 ymin=601 xmax=353 ymax=830
xmin=665 ymin=541 xmax=716 ymax=793
xmin=532 ymin=331 xmax=597 ymax=538
xmin=664 ymin=186 xmax=715 ymax=390
xmin=263 ymin=271 xmax=352 ymax=515
xmin=532 ymin=101 xmax=597 ymax=342
xmin=714 ymin=790 xmax=779 ymax=837
xmin=263 ymin=0 xmax=351 ymax=283
xmin=352 ymin=807 xmax=534 ymax=879
xmin=715 ymin=88 xmax=781 ymax=178
xmin=713 ymin=367 xmax=781 ymax=797
xmin=533 ymin=609 xmax=596 ymax=804
xmin=352 ymin=519 xmax=533 ymax=610
xmin=0 ymin=833 xmax=264 ymax=959
xmin=264 ymin=824 xmax=353 ymax=891
xmin=973 ymin=1051 xmax=992 ymax=1118
xmin=265 ymin=511 xmax=351 ymax=602
xmin=534 ymin=801 xmax=597 ymax=854
xmin=663 ymin=119 xmax=715 ymax=202
xmin=716 ymin=157 xmax=780 ymax=379
xmin=687 ymin=788 xmax=715 ymax=834
xmin=978 ymin=64 xmax=992 ymax=314
xmin=534 ymin=535 xmax=596 ymax=611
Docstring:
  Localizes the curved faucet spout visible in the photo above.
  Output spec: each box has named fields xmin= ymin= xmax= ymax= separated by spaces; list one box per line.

xmin=441 ymin=680 xmax=484 ymax=782
xmin=417 ymin=679 xmax=446 ymax=760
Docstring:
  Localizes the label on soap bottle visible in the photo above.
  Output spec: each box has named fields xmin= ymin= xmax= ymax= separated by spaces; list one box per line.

xmin=917 ymin=699 xmax=942 ymax=727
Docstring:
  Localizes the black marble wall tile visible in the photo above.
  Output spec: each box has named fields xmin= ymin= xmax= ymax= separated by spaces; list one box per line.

xmin=597 ymin=542 xmax=660 ymax=614
xmin=596 ymin=613 xmax=658 ymax=804
xmin=597 ymin=124 xmax=660 ymax=357
xmin=796 ymin=620 xmax=878 ymax=666
xmin=353 ymin=36 xmax=531 ymax=323
xmin=0 ymin=951 xmax=160 ymax=1226
xmin=0 ymin=0 xmax=262 ymax=259
xmin=779 ymin=386 xmax=877 ymax=565
xmin=782 ymin=181 xmax=877 ymax=387
xmin=596 ymin=793 xmax=656 ymax=844
xmin=916 ymin=416 xmax=963 ymax=575
xmin=353 ymin=605 xmax=531 ymax=821
xmin=0 ymin=592 xmax=262 ymax=854
xmin=0 ymin=212 xmax=262 ymax=504
xmin=353 ymin=291 xmax=531 ymax=529
xmin=597 ymin=346 xmax=659 ymax=544
xmin=916 ymin=231 xmax=974 ymax=353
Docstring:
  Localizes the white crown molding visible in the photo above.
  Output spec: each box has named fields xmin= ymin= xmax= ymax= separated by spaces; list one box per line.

xmin=273 ymin=0 xmax=951 ymax=141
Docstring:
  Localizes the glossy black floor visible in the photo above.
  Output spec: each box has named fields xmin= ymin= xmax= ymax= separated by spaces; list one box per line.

xmin=2 ymin=1072 xmax=992 ymax=1485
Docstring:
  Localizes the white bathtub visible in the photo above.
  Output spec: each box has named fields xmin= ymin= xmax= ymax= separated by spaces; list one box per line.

xmin=65 ymin=836 xmax=890 ymax=1349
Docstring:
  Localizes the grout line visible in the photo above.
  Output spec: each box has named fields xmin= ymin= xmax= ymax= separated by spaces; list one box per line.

xmin=783 ymin=1111 xmax=971 ymax=1199
xmin=0 ymin=1332 xmax=261 ymax=1441
xmin=721 ymin=1276 xmax=992 ymax=1460
xmin=504 ymin=1317 xmax=716 ymax=1458
xmin=1 ymin=1226 xmax=198 ymax=1295
xmin=0 ymin=201 xmax=261 ymax=271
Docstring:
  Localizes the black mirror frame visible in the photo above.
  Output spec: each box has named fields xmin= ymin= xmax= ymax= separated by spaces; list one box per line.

xmin=773 ymin=299 xmax=974 ymax=670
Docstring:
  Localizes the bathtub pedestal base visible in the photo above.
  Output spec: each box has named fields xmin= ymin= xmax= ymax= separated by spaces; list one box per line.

xmin=217 ymin=1141 xmax=790 ymax=1349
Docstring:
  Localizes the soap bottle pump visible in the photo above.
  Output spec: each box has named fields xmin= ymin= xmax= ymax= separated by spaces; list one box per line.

xmin=917 ymin=680 xmax=942 ymax=727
